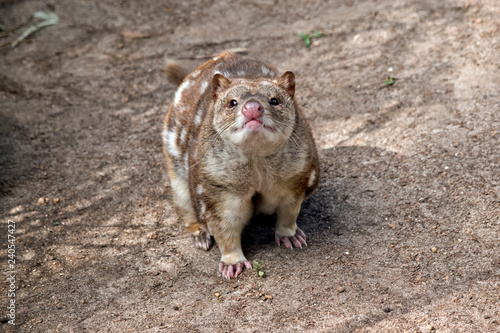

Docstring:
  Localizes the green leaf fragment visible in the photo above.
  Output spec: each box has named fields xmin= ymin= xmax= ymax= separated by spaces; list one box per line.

xmin=311 ymin=30 xmax=325 ymax=38
xmin=298 ymin=30 xmax=326 ymax=48
xmin=298 ymin=32 xmax=311 ymax=48
xmin=384 ymin=76 xmax=395 ymax=86
xmin=12 ymin=11 xmax=60 ymax=48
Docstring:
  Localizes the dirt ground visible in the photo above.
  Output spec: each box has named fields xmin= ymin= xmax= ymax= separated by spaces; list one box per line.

xmin=1 ymin=0 xmax=499 ymax=332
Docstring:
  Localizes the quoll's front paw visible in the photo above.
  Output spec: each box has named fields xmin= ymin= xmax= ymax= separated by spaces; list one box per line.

xmin=275 ymin=227 xmax=307 ymax=249
xmin=219 ymin=260 xmax=252 ymax=279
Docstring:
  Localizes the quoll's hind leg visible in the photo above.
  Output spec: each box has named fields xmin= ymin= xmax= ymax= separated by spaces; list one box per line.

xmin=208 ymin=193 xmax=254 ymax=279
xmin=176 ymin=206 xmax=212 ymax=250
xmin=275 ymin=193 xmax=307 ymax=249
xmin=167 ymin=171 xmax=213 ymax=250
xmin=172 ymin=199 xmax=214 ymax=250
xmin=169 ymin=184 xmax=212 ymax=251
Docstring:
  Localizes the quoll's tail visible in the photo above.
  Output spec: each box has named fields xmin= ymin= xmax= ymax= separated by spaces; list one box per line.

xmin=164 ymin=59 xmax=188 ymax=86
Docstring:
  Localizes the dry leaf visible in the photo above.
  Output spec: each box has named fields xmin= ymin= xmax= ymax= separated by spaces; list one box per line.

xmin=120 ymin=30 xmax=151 ymax=39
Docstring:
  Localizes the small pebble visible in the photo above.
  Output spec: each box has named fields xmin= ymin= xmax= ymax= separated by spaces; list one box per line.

xmin=215 ymin=293 xmax=220 ymax=297
xmin=35 ymin=318 xmax=43 ymax=323
xmin=383 ymin=307 xmax=391 ymax=313
xmin=431 ymin=247 xmax=437 ymax=253
xmin=264 ymin=295 xmax=273 ymax=300
xmin=173 ymin=306 xmax=179 ymax=311
xmin=38 ymin=197 xmax=45 ymax=205
xmin=337 ymin=286 xmax=345 ymax=293
xmin=427 ymin=324 xmax=435 ymax=331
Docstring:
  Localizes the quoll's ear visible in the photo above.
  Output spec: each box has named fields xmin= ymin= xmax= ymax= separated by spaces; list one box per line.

xmin=212 ymin=74 xmax=232 ymax=100
xmin=277 ymin=71 xmax=295 ymax=99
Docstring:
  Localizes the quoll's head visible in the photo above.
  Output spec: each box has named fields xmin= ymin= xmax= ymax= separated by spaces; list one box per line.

xmin=211 ymin=71 xmax=297 ymax=153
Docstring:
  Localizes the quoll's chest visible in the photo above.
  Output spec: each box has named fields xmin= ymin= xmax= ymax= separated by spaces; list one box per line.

xmin=194 ymin=147 xmax=304 ymax=196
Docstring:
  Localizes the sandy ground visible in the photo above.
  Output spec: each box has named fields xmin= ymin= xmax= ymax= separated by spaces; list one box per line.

xmin=1 ymin=0 xmax=499 ymax=332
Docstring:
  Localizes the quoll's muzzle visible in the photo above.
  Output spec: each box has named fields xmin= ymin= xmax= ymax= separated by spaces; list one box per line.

xmin=242 ymin=100 xmax=264 ymax=131
xmin=242 ymin=100 xmax=264 ymax=118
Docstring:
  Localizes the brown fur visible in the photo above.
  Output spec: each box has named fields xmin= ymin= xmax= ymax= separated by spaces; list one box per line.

xmin=162 ymin=52 xmax=319 ymax=278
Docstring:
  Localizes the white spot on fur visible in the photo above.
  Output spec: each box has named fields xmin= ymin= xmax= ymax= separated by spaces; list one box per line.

xmin=191 ymin=70 xmax=201 ymax=78
xmin=194 ymin=114 xmax=202 ymax=125
xmin=161 ymin=125 xmax=169 ymax=146
xmin=199 ymin=201 xmax=206 ymax=215
xmin=237 ymin=70 xmax=245 ymax=76
xmin=194 ymin=108 xmax=203 ymax=125
xmin=261 ymin=65 xmax=270 ymax=75
xmin=307 ymin=170 xmax=317 ymax=188
xmin=164 ymin=126 xmax=181 ymax=158
xmin=213 ymin=56 xmax=219 ymax=61
xmin=199 ymin=81 xmax=208 ymax=94
xmin=174 ymin=79 xmax=191 ymax=106
xmin=196 ymin=184 xmax=204 ymax=195
xmin=214 ymin=70 xmax=230 ymax=78
xmin=179 ymin=127 xmax=187 ymax=144
xmin=183 ymin=152 xmax=189 ymax=171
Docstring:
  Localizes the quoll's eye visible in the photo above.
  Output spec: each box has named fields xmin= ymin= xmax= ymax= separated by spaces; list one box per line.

xmin=229 ymin=99 xmax=238 ymax=108
xmin=269 ymin=97 xmax=279 ymax=106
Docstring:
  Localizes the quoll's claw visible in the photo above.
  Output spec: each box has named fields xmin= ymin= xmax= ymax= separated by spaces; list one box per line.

xmin=192 ymin=232 xmax=212 ymax=251
xmin=275 ymin=227 xmax=307 ymax=249
xmin=219 ymin=260 xmax=252 ymax=279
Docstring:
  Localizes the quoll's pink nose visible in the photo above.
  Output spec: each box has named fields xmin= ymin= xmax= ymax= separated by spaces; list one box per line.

xmin=241 ymin=101 xmax=263 ymax=119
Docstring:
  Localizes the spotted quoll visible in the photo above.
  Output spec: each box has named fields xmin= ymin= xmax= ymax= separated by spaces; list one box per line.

xmin=162 ymin=52 xmax=319 ymax=279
